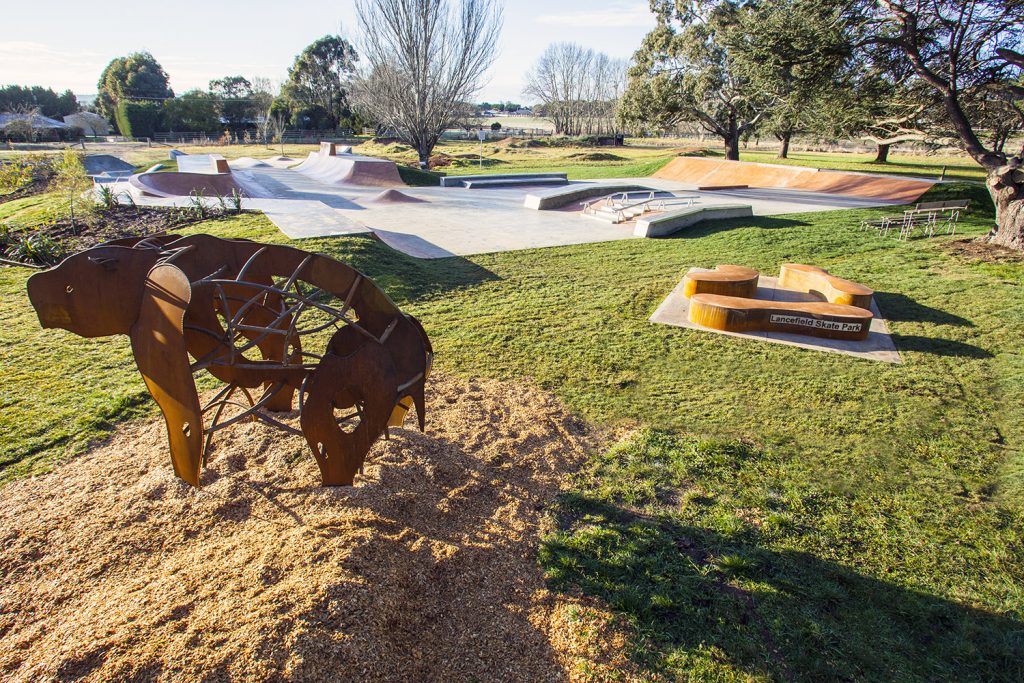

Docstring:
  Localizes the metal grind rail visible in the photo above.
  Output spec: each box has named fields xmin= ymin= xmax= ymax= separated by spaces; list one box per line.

xmin=582 ymin=191 xmax=698 ymax=224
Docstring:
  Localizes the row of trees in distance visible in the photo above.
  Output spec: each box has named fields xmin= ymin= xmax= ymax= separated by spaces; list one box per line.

xmin=92 ymin=37 xmax=369 ymax=139
xmin=524 ymin=44 xmax=628 ymax=137
xmin=84 ymin=0 xmax=502 ymax=169
xmin=0 ymin=86 xmax=79 ymax=119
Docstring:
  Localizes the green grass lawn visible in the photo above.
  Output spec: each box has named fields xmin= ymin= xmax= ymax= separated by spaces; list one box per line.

xmin=1 ymin=161 xmax=1021 ymax=678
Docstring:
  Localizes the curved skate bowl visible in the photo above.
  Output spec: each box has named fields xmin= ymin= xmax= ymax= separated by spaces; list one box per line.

xmin=655 ymin=157 xmax=934 ymax=203
xmin=294 ymin=142 xmax=404 ymax=187
xmin=128 ymin=171 xmax=259 ymax=198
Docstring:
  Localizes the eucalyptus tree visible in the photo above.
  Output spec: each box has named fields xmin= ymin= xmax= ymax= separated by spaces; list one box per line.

xmin=283 ymin=35 xmax=359 ymax=129
xmin=623 ymin=0 xmax=851 ymax=160
xmin=861 ymin=0 xmax=1024 ymax=248
xmin=722 ymin=0 xmax=855 ymax=158
xmin=622 ymin=1 xmax=769 ymax=160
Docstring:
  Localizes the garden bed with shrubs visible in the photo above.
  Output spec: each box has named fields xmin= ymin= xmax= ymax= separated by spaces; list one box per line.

xmin=2 ymin=149 xmax=252 ymax=268
xmin=1 ymin=205 xmax=207 ymax=267
xmin=0 ymin=155 xmax=54 ymax=204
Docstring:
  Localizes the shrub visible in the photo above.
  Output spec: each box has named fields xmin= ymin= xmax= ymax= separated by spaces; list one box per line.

xmin=114 ymin=100 xmax=162 ymax=138
xmin=96 ymin=184 xmax=118 ymax=210
xmin=0 ymin=222 xmax=14 ymax=250
xmin=0 ymin=159 xmax=34 ymax=193
xmin=2 ymin=118 xmax=35 ymax=142
xmin=5 ymin=231 xmax=67 ymax=265
xmin=51 ymin=147 xmax=94 ymax=233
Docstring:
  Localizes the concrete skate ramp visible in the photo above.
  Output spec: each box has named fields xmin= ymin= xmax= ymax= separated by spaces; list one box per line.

xmin=84 ymin=155 xmax=134 ymax=177
xmin=655 ymin=157 xmax=934 ymax=204
xmin=366 ymin=189 xmax=426 ymax=204
xmin=230 ymin=157 xmax=273 ymax=169
xmin=129 ymin=171 xmax=257 ymax=198
xmin=294 ymin=145 xmax=405 ymax=187
xmin=176 ymin=154 xmax=230 ymax=175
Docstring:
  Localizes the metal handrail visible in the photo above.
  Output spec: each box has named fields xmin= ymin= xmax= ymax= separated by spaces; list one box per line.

xmin=581 ymin=192 xmax=698 ymax=223
xmin=581 ymin=190 xmax=657 ymax=213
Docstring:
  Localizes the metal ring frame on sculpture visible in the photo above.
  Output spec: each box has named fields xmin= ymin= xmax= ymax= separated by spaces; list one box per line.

xmin=158 ymin=243 xmax=429 ymax=467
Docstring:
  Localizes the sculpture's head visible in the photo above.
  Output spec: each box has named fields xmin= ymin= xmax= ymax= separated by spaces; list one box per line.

xmin=27 ymin=246 xmax=162 ymax=338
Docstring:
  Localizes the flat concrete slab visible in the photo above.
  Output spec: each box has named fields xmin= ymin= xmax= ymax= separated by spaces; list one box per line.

xmin=650 ymin=274 xmax=901 ymax=363
xmin=250 ymin=199 xmax=370 ymax=239
xmin=108 ymin=156 xmax=918 ymax=260
xmin=104 ymin=176 xmax=371 ymax=239
xmin=237 ymin=166 xmax=903 ymax=258
xmin=84 ymin=154 xmax=134 ymax=177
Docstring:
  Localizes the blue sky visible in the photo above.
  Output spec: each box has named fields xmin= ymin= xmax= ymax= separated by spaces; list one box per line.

xmin=0 ymin=0 xmax=655 ymax=103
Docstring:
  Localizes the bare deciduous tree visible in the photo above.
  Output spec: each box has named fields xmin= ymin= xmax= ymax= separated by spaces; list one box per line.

xmin=269 ymin=112 xmax=289 ymax=155
xmin=351 ymin=0 xmax=503 ymax=168
xmin=2 ymin=104 xmax=43 ymax=144
xmin=251 ymin=77 xmax=280 ymax=145
xmin=524 ymin=43 xmax=628 ymax=136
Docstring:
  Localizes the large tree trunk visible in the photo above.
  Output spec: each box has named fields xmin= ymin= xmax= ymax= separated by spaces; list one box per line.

xmin=417 ymin=142 xmax=432 ymax=170
xmin=724 ymin=134 xmax=740 ymax=161
xmin=986 ymin=159 xmax=1024 ymax=250
xmin=722 ymin=114 xmax=740 ymax=161
xmin=777 ymin=131 xmax=791 ymax=159
xmin=874 ymin=143 xmax=891 ymax=163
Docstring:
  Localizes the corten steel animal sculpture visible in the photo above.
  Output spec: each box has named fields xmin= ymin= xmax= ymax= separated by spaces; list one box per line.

xmin=26 ymin=234 xmax=432 ymax=487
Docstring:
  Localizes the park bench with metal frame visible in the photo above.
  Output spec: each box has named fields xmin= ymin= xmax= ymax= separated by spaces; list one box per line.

xmin=860 ymin=199 xmax=970 ymax=240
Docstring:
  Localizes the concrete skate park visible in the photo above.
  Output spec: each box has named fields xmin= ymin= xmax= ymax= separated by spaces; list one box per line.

xmin=111 ymin=143 xmax=936 ymax=259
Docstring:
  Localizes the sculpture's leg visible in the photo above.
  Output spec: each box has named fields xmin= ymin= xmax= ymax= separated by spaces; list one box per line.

xmin=260 ymin=335 xmax=300 ymax=412
xmin=386 ymin=315 xmax=432 ymax=430
xmin=387 ymin=400 xmax=412 ymax=429
xmin=131 ymin=264 xmax=204 ymax=486
xmin=300 ymin=339 xmax=398 ymax=486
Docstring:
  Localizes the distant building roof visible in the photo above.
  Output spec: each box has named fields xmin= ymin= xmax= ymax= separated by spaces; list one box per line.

xmin=64 ymin=112 xmax=110 ymax=135
xmin=0 ymin=113 xmax=72 ymax=129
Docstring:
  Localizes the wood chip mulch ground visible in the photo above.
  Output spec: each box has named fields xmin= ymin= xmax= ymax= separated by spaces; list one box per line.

xmin=0 ymin=374 xmax=640 ymax=682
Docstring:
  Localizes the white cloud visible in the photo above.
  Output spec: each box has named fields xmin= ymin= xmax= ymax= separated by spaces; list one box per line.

xmin=0 ymin=42 xmax=105 ymax=93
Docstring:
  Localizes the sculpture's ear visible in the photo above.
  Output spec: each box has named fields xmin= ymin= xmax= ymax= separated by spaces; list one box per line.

xmin=130 ymin=264 xmax=204 ymax=487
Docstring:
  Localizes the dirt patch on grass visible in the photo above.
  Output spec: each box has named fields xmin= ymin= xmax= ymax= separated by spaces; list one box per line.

xmin=939 ymin=237 xmax=1024 ymax=264
xmin=566 ymin=153 xmax=627 ymax=162
xmin=0 ymin=374 xmax=640 ymax=682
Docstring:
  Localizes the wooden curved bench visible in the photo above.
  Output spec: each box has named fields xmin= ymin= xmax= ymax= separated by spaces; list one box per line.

xmin=683 ymin=265 xmax=759 ymax=299
xmin=689 ymin=294 xmax=873 ymax=341
xmin=778 ymin=264 xmax=874 ymax=309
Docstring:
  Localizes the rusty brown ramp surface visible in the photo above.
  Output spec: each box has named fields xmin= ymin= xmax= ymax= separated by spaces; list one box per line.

xmin=655 ymin=157 xmax=934 ymax=204
xmin=129 ymin=171 xmax=266 ymax=198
